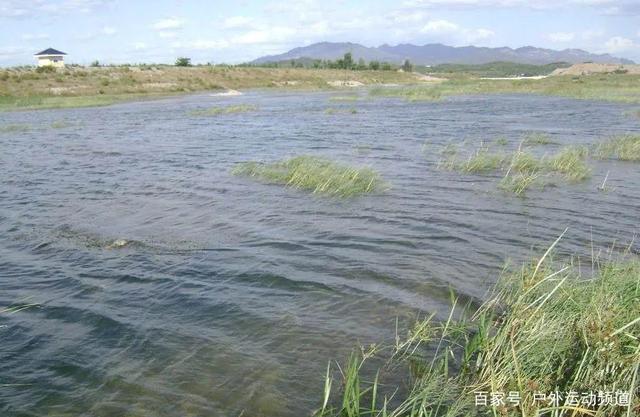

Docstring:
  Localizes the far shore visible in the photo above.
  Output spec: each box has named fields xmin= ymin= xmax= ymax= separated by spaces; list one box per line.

xmin=0 ymin=66 xmax=423 ymax=111
xmin=1 ymin=63 xmax=639 ymax=111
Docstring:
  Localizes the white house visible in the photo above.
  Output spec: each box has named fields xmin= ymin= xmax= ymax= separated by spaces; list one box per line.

xmin=34 ymin=48 xmax=67 ymax=68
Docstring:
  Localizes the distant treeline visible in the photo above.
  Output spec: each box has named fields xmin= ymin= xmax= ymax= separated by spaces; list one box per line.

xmin=419 ymin=61 xmax=572 ymax=77
xmin=238 ymin=53 xmax=412 ymax=71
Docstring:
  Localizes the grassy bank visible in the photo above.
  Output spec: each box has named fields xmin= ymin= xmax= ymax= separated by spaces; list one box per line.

xmin=370 ymin=74 xmax=640 ymax=103
xmin=317 ymin=236 xmax=640 ymax=417
xmin=0 ymin=66 xmax=419 ymax=111
xmin=232 ymin=155 xmax=384 ymax=197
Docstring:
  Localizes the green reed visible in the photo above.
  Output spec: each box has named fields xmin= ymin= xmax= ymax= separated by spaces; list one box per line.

xmin=232 ymin=155 xmax=384 ymax=197
xmin=316 ymin=234 xmax=640 ymax=417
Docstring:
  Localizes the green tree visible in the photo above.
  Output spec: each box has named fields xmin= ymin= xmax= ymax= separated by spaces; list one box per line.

xmin=342 ymin=52 xmax=354 ymax=70
xmin=381 ymin=62 xmax=392 ymax=71
xmin=175 ymin=57 xmax=192 ymax=67
xmin=368 ymin=60 xmax=380 ymax=70
xmin=402 ymin=59 xmax=413 ymax=72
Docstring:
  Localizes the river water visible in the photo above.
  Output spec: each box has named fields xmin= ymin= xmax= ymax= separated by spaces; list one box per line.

xmin=1 ymin=91 xmax=639 ymax=416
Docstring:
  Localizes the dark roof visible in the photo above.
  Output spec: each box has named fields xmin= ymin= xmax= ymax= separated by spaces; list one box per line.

xmin=34 ymin=48 xmax=67 ymax=56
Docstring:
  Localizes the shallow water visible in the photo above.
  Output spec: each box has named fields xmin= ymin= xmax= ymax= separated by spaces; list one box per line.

xmin=1 ymin=91 xmax=639 ymax=416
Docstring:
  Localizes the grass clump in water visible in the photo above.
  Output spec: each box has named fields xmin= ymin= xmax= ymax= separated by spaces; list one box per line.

xmin=441 ymin=144 xmax=591 ymax=195
xmin=329 ymin=95 xmax=360 ymax=102
xmin=498 ymin=170 xmax=542 ymax=195
xmin=189 ymin=104 xmax=257 ymax=116
xmin=0 ymin=123 xmax=30 ymax=133
xmin=441 ymin=146 xmax=506 ymax=173
xmin=547 ymin=145 xmax=591 ymax=181
xmin=593 ymin=135 xmax=640 ymax=161
xmin=523 ymin=132 xmax=553 ymax=146
xmin=51 ymin=120 xmax=72 ymax=129
xmin=325 ymin=107 xmax=358 ymax=115
xmin=316 ymin=236 xmax=640 ymax=417
xmin=232 ymin=155 xmax=383 ymax=197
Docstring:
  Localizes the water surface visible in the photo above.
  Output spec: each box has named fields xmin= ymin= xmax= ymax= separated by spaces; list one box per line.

xmin=1 ymin=91 xmax=639 ymax=416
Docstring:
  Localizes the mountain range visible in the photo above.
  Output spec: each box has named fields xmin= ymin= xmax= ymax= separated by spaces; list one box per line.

xmin=252 ymin=42 xmax=633 ymax=66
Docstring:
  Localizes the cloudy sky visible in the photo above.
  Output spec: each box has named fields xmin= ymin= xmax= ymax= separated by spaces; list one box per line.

xmin=1 ymin=0 xmax=639 ymax=66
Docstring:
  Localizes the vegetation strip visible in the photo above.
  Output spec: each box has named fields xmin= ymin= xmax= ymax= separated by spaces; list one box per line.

xmin=188 ymin=104 xmax=257 ymax=116
xmin=593 ymin=135 xmax=640 ymax=161
xmin=316 ymin=236 xmax=640 ymax=417
xmin=439 ymin=142 xmax=592 ymax=196
xmin=369 ymin=74 xmax=640 ymax=103
xmin=232 ymin=155 xmax=384 ymax=197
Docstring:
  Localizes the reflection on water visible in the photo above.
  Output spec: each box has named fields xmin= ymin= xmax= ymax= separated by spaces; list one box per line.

xmin=1 ymin=91 xmax=639 ymax=416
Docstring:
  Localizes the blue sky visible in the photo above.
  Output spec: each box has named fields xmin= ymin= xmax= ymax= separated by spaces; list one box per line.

xmin=1 ymin=0 xmax=639 ymax=66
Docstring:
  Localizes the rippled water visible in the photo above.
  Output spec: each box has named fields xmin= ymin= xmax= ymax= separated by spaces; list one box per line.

xmin=1 ymin=91 xmax=639 ymax=416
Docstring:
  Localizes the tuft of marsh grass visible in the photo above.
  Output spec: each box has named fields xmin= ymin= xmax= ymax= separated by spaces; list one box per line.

xmin=523 ymin=132 xmax=553 ymax=146
xmin=232 ymin=155 xmax=384 ymax=197
xmin=370 ymin=85 xmax=443 ymax=101
xmin=188 ymin=104 xmax=257 ymax=116
xmin=494 ymin=136 xmax=508 ymax=146
xmin=441 ymin=146 xmax=506 ymax=173
xmin=51 ymin=120 xmax=72 ymax=129
xmin=316 ymin=236 xmax=640 ymax=417
xmin=0 ymin=123 xmax=30 ymax=133
xmin=548 ymin=145 xmax=591 ymax=181
xmin=499 ymin=170 xmax=542 ymax=196
xmin=328 ymin=95 xmax=360 ymax=102
xmin=325 ymin=107 xmax=358 ymax=115
xmin=593 ymin=135 xmax=640 ymax=161
xmin=441 ymin=144 xmax=591 ymax=195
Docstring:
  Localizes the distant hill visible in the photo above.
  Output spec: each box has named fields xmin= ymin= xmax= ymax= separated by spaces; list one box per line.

xmin=252 ymin=42 xmax=634 ymax=66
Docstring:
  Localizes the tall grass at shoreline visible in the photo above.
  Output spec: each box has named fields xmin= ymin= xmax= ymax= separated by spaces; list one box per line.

xmin=369 ymin=74 xmax=640 ymax=104
xmin=232 ymin=155 xmax=384 ymax=197
xmin=316 ymin=236 xmax=640 ymax=417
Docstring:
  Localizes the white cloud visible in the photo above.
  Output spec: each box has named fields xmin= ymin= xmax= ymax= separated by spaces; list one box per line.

xmin=133 ymin=42 xmax=147 ymax=50
xmin=403 ymin=0 xmax=640 ymax=14
xmin=468 ymin=28 xmax=495 ymax=41
xmin=0 ymin=46 xmax=21 ymax=59
xmin=152 ymin=17 xmax=185 ymax=31
xmin=581 ymin=29 xmax=605 ymax=40
xmin=221 ymin=16 xmax=255 ymax=30
xmin=548 ymin=32 xmax=576 ymax=42
xmin=0 ymin=0 xmax=113 ymax=18
xmin=231 ymin=27 xmax=297 ymax=45
xmin=158 ymin=32 xmax=177 ymax=39
xmin=418 ymin=18 xmax=494 ymax=43
xmin=604 ymin=36 xmax=635 ymax=52
xmin=102 ymin=26 xmax=116 ymax=35
xmin=388 ymin=10 xmax=429 ymax=23
xmin=190 ymin=39 xmax=230 ymax=50
xmin=421 ymin=19 xmax=459 ymax=34
xmin=22 ymin=33 xmax=50 ymax=41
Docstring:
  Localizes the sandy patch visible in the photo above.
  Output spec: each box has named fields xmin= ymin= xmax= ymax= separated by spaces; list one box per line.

xmin=327 ymin=80 xmax=365 ymax=87
xmin=142 ymin=82 xmax=177 ymax=89
xmin=551 ymin=63 xmax=640 ymax=76
xmin=481 ymin=75 xmax=548 ymax=80
xmin=49 ymin=87 xmax=70 ymax=95
xmin=272 ymin=80 xmax=300 ymax=87
xmin=413 ymin=73 xmax=447 ymax=82
xmin=210 ymin=89 xmax=243 ymax=97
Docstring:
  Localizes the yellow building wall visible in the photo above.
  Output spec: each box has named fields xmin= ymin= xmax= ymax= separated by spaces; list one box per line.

xmin=37 ymin=56 xmax=65 ymax=68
